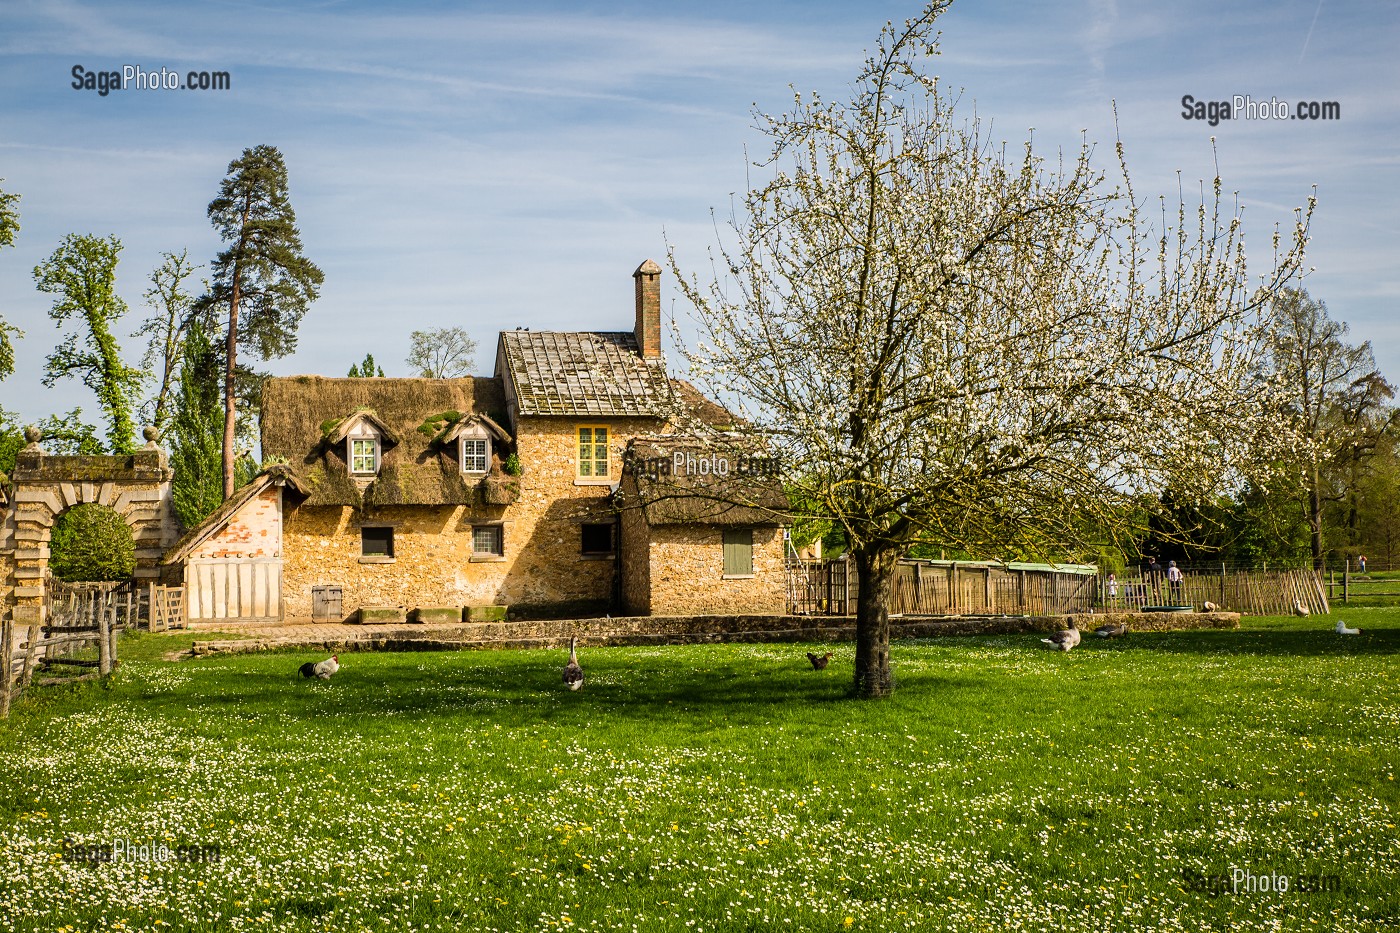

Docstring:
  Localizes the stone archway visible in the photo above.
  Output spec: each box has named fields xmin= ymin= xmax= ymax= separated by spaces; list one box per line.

xmin=1 ymin=427 xmax=177 ymax=626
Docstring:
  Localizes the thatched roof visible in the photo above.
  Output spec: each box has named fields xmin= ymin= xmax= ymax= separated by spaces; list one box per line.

xmin=261 ymin=376 xmax=512 ymax=507
xmin=162 ymin=464 xmax=308 ymax=565
xmin=620 ymin=436 xmax=788 ymax=527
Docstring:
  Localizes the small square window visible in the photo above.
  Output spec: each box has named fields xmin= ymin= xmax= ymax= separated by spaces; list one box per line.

xmin=361 ymin=526 xmax=394 ymax=558
xmin=472 ymin=525 xmax=504 ymax=557
xmin=350 ymin=437 xmax=379 ymax=474
xmin=461 ymin=437 xmax=490 ymax=473
xmin=581 ymin=523 xmax=614 ymax=556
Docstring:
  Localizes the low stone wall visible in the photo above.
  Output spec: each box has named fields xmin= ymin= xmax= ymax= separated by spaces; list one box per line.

xmin=185 ymin=610 xmax=1239 ymax=657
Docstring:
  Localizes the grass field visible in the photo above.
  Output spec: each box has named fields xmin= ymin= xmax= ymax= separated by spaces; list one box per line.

xmin=1 ymin=611 xmax=1397 ymax=932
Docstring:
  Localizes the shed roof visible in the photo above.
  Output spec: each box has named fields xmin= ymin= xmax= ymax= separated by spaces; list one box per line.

xmin=621 ymin=435 xmax=789 ymax=527
xmin=162 ymin=464 xmax=308 ymax=565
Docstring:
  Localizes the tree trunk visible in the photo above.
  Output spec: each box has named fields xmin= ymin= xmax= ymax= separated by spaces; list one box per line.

xmin=1309 ymin=461 xmax=1324 ymax=571
xmin=222 ymin=272 xmax=240 ymax=500
xmin=853 ymin=546 xmax=899 ymax=698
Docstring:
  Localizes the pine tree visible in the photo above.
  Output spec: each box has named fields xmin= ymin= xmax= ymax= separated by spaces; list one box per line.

xmin=206 ymin=145 xmax=323 ymax=498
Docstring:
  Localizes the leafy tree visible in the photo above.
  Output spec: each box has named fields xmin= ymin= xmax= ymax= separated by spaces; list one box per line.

xmin=49 ymin=503 xmax=136 ymax=581
xmin=1263 ymin=288 xmax=1387 ymax=568
xmin=347 ymin=352 xmax=385 ymax=377
xmin=134 ymin=250 xmax=201 ymax=430
xmin=169 ymin=319 xmax=226 ymax=528
xmin=33 ymin=234 xmax=145 ymax=453
xmin=206 ymin=145 xmax=324 ymax=498
xmin=406 ymin=327 xmax=477 ymax=378
xmin=672 ymin=3 xmax=1312 ymax=696
xmin=0 ymin=179 xmax=20 ymax=379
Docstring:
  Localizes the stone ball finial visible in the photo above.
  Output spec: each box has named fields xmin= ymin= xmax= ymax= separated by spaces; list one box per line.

xmin=143 ymin=426 xmax=161 ymax=444
xmin=23 ymin=425 xmax=41 ymax=444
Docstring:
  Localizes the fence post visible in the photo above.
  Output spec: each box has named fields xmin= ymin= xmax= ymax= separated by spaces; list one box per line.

xmin=1 ymin=620 xmax=13 ymax=719
xmin=20 ymin=625 xmax=40 ymax=689
xmin=1344 ymin=559 xmax=1350 ymax=605
xmin=97 ymin=611 xmax=112 ymax=677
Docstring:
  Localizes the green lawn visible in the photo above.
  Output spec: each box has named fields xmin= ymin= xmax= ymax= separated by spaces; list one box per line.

xmin=1 ymin=612 xmax=1397 ymax=932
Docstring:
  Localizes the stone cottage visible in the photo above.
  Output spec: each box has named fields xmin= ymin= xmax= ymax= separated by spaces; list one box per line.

xmin=162 ymin=260 xmax=789 ymax=622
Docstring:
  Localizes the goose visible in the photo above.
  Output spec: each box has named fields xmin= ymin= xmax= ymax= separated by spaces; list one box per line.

xmin=1293 ymin=600 xmax=1310 ymax=617
xmin=1093 ymin=622 xmax=1127 ymax=638
xmin=1041 ymin=620 xmax=1081 ymax=652
xmin=562 ymin=636 xmax=584 ymax=691
xmin=1335 ymin=620 xmax=1361 ymax=635
xmin=806 ymin=651 xmax=833 ymax=670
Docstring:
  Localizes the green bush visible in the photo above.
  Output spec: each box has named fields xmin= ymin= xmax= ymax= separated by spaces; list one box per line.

xmin=49 ymin=503 xmax=136 ymax=581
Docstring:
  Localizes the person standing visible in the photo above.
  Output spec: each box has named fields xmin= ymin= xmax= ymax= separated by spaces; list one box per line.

xmin=1359 ymin=554 xmax=1367 ymax=574
xmin=1167 ymin=560 xmax=1184 ymax=604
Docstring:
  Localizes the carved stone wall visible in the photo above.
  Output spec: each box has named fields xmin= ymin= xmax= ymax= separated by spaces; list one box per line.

xmin=0 ymin=434 xmax=177 ymax=625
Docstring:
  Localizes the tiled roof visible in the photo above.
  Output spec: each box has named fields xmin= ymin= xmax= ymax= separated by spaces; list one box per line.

xmin=499 ymin=330 xmax=678 ymax=417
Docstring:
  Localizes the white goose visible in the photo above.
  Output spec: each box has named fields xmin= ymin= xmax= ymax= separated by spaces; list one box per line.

xmin=1335 ymin=620 xmax=1361 ymax=635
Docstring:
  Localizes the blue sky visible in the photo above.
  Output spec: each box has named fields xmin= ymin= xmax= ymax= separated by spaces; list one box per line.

xmin=0 ymin=0 xmax=1395 ymax=429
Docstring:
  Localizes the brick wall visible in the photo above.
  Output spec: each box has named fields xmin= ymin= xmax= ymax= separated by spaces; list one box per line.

xmin=189 ymin=486 xmax=281 ymax=559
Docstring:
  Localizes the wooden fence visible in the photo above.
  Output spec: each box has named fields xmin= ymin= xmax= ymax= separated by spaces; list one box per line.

xmin=788 ymin=559 xmax=1330 ymax=618
xmin=2 ymin=592 xmax=123 ymax=719
xmin=787 ymin=559 xmax=1097 ymax=616
xmin=148 ymin=584 xmax=187 ymax=631
xmin=1100 ymin=568 xmax=1328 ymax=616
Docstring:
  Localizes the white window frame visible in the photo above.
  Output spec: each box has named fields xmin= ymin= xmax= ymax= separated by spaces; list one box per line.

xmin=349 ymin=437 xmax=379 ymax=475
xmin=460 ymin=435 xmax=491 ymax=474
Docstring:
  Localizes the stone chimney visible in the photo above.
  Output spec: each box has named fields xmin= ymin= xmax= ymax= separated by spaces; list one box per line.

xmin=633 ymin=259 xmax=662 ymax=360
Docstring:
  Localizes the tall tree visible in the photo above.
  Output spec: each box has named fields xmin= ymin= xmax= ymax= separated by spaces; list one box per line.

xmin=206 ymin=145 xmax=324 ymax=498
xmin=1264 ymin=288 xmax=1385 ymax=569
xmin=0 ymin=179 xmax=20 ymax=379
xmin=135 ymin=250 xmax=201 ymax=431
xmin=33 ymin=234 xmax=145 ymax=454
xmin=168 ymin=319 xmax=225 ymax=528
xmin=673 ymin=2 xmax=1312 ymax=696
xmin=406 ymin=327 xmax=477 ymax=378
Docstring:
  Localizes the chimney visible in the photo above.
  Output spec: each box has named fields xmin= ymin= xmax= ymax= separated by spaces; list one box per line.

xmin=633 ymin=258 xmax=662 ymax=360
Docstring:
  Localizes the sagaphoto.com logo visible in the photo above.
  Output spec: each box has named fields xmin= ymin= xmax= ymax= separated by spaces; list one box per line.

xmin=72 ymin=64 xmax=230 ymax=97
xmin=1181 ymin=93 xmax=1341 ymax=126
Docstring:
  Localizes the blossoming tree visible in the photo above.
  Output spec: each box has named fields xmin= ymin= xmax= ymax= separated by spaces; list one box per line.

xmin=671 ymin=1 xmax=1314 ymax=696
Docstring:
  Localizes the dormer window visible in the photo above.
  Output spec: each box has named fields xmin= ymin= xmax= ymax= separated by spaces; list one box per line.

xmin=323 ymin=408 xmax=399 ymax=479
xmin=442 ymin=414 xmax=510 ymax=477
xmin=460 ymin=434 xmax=490 ymax=474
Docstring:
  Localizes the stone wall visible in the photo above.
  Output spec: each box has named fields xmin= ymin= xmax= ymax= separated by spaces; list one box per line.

xmin=190 ymin=486 xmax=281 ymax=559
xmin=618 ymin=495 xmax=651 ymax=615
xmin=645 ymin=524 xmax=787 ymax=615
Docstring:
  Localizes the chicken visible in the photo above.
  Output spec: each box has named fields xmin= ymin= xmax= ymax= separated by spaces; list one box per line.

xmin=562 ymin=636 xmax=584 ymax=691
xmin=1202 ymin=601 xmax=1219 ymax=613
xmin=1093 ymin=622 xmax=1127 ymax=638
xmin=1040 ymin=620 xmax=1081 ymax=652
xmin=806 ymin=651 xmax=833 ymax=670
xmin=300 ymin=654 xmax=339 ymax=680
xmin=1335 ymin=620 xmax=1361 ymax=635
